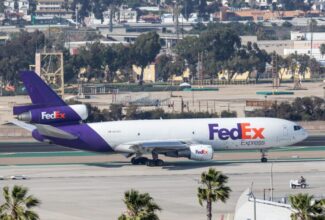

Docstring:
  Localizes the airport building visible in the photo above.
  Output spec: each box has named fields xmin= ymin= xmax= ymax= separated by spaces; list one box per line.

xmin=284 ymin=31 xmax=325 ymax=65
xmin=4 ymin=0 xmax=29 ymax=15
xmin=234 ymin=189 xmax=293 ymax=220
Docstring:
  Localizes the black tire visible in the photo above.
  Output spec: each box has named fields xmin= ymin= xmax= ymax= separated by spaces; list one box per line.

xmin=139 ymin=157 xmax=149 ymax=165
xmin=146 ymin=160 xmax=154 ymax=167
xmin=131 ymin=158 xmax=141 ymax=165
xmin=261 ymin=157 xmax=268 ymax=163
xmin=292 ymin=185 xmax=296 ymax=189
xmin=156 ymin=159 xmax=164 ymax=166
xmin=301 ymin=184 xmax=306 ymax=189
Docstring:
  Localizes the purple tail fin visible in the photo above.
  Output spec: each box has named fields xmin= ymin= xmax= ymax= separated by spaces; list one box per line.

xmin=20 ymin=71 xmax=66 ymax=106
xmin=14 ymin=71 xmax=66 ymax=115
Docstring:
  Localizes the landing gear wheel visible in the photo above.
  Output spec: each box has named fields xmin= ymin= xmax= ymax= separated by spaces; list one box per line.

xmin=260 ymin=149 xmax=268 ymax=163
xmin=138 ymin=157 xmax=148 ymax=165
xmin=131 ymin=157 xmax=137 ymax=165
xmin=146 ymin=160 xmax=155 ymax=167
xmin=156 ymin=159 xmax=164 ymax=166
xmin=131 ymin=157 xmax=148 ymax=165
xmin=145 ymin=159 xmax=164 ymax=167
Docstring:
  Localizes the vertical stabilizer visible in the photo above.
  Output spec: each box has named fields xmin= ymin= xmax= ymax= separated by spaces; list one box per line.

xmin=20 ymin=71 xmax=66 ymax=106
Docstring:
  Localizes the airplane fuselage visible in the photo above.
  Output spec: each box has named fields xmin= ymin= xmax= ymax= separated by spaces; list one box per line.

xmin=36 ymin=117 xmax=308 ymax=153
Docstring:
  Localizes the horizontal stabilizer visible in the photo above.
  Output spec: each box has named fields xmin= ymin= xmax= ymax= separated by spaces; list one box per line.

xmin=35 ymin=124 xmax=78 ymax=140
xmin=10 ymin=119 xmax=36 ymax=132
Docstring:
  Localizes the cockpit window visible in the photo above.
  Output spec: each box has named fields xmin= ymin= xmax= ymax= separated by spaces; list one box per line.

xmin=294 ymin=125 xmax=302 ymax=131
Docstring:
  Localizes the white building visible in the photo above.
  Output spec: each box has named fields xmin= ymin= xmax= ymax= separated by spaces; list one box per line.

xmin=234 ymin=189 xmax=293 ymax=220
xmin=161 ymin=13 xmax=200 ymax=24
xmin=36 ymin=0 xmax=72 ymax=18
xmin=119 ymin=8 xmax=137 ymax=23
xmin=4 ymin=0 xmax=29 ymax=15
xmin=85 ymin=7 xmax=137 ymax=26
xmin=312 ymin=0 xmax=325 ymax=11
xmin=244 ymin=0 xmax=278 ymax=7
xmin=284 ymin=31 xmax=325 ymax=64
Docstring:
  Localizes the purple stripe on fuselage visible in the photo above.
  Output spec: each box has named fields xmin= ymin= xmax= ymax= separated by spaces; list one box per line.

xmin=32 ymin=123 xmax=113 ymax=153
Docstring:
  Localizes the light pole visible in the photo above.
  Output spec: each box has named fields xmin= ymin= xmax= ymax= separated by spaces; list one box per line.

xmin=250 ymin=182 xmax=257 ymax=220
xmin=270 ymin=162 xmax=274 ymax=202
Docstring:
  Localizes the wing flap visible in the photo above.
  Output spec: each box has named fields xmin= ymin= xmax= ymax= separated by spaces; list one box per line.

xmin=115 ymin=140 xmax=190 ymax=154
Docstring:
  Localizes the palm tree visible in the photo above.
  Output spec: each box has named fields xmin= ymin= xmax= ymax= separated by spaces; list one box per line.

xmin=0 ymin=185 xmax=40 ymax=220
xmin=118 ymin=189 xmax=161 ymax=220
xmin=197 ymin=168 xmax=231 ymax=220
xmin=289 ymin=193 xmax=324 ymax=220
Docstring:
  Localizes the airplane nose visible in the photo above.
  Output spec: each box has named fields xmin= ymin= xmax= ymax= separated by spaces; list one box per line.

xmin=301 ymin=129 xmax=308 ymax=141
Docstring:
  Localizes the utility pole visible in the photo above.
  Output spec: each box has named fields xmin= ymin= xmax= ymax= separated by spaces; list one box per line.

xmin=197 ymin=52 xmax=204 ymax=87
xmin=272 ymin=53 xmax=279 ymax=91
xmin=309 ymin=19 xmax=315 ymax=78
xmin=174 ymin=1 xmax=180 ymax=43
xmin=270 ymin=162 xmax=274 ymax=202
xmin=250 ymin=182 xmax=257 ymax=220
xmin=75 ymin=5 xmax=78 ymax=29
xmin=0 ymin=76 xmax=2 ymax=96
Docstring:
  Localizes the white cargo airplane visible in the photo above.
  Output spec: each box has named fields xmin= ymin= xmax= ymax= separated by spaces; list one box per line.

xmin=12 ymin=71 xmax=308 ymax=166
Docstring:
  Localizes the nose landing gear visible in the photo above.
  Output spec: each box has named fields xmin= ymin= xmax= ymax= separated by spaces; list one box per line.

xmin=260 ymin=149 xmax=268 ymax=163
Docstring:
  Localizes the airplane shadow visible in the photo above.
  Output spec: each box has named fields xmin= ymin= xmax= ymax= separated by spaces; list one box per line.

xmin=83 ymin=160 xmax=237 ymax=170
xmin=84 ymin=162 xmax=128 ymax=168
xmin=161 ymin=161 xmax=239 ymax=170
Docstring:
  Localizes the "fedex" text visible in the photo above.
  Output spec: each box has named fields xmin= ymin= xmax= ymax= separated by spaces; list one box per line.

xmin=208 ymin=123 xmax=265 ymax=140
xmin=41 ymin=111 xmax=65 ymax=120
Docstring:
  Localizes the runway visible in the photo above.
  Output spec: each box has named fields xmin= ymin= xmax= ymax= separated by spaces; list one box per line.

xmin=0 ymin=161 xmax=324 ymax=220
xmin=0 ymin=137 xmax=323 ymax=220
xmin=0 ymin=135 xmax=324 ymax=153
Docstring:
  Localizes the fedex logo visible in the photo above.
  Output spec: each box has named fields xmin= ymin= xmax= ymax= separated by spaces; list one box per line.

xmin=41 ymin=111 xmax=65 ymax=120
xmin=209 ymin=123 xmax=265 ymax=141
xmin=196 ymin=149 xmax=208 ymax=155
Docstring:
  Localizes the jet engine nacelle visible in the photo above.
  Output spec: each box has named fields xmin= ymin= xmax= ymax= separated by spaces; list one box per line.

xmin=17 ymin=104 xmax=88 ymax=124
xmin=188 ymin=144 xmax=214 ymax=161
xmin=165 ymin=144 xmax=214 ymax=161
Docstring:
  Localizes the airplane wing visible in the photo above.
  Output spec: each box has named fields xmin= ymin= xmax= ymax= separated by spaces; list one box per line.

xmin=115 ymin=140 xmax=192 ymax=154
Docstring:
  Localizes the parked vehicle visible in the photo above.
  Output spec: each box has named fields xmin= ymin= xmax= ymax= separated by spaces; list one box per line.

xmin=10 ymin=175 xmax=28 ymax=180
xmin=290 ymin=179 xmax=308 ymax=189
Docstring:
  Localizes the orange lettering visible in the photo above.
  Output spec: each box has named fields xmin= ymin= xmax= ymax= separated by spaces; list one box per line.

xmin=241 ymin=123 xmax=251 ymax=139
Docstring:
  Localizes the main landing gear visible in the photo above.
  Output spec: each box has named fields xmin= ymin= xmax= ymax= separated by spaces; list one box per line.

xmin=260 ymin=149 xmax=268 ymax=163
xmin=130 ymin=153 xmax=164 ymax=167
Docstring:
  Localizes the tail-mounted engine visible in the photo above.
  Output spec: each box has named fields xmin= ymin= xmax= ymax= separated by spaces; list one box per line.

xmin=14 ymin=104 xmax=88 ymax=124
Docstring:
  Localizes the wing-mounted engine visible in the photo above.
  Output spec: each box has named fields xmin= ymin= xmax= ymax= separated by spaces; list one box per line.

xmin=14 ymin=104 xmax=88 ymax=124
xmin=165 ymin=144 xmax=214 ymax=161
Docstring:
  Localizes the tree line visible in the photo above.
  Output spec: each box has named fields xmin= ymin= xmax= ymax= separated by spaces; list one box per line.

xmin=247 ymin=97 xmax=325 ymax=121
xmin=0 ymin=24 xmax=323 ymax=87
xmin=84 ymin=102 xmax=239 ymax=123
xmin=84 ymin=96 xmax=323 ymax=123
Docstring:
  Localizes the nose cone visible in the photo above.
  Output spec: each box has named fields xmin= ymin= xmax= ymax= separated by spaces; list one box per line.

xmin=301 ymin=128 xmax=309 ymax=141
